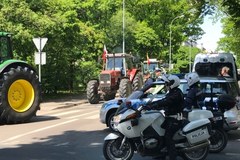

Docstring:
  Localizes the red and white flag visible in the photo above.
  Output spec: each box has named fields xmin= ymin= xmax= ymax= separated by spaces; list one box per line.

xmin=147 ymin=53 xmax=150 ymax=65
xmin=102 ymin=45 xmax=108 ymax=62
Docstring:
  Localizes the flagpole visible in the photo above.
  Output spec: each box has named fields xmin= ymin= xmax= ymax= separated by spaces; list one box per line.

xmin=123 ymin=0 xmax=125 ymax=54
xmin=122 ymin=0 xmax=127 ymax=76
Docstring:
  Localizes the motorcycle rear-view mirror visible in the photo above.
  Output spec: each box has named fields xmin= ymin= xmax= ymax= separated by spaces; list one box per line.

xmin=117 ymin=99 xmax=123 ymax=105
xmin=126 ymin=101 xmax=132 ymax=109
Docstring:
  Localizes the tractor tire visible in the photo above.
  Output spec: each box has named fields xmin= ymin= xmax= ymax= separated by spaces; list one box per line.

xmin=103 ymin=93 xmax=116 ymax=101
xmin=119 ymin=79 xmax=132 ymax=98
xmin=87 ymin=80 xmax=100 ymax=104
xmin=132 ymin=72 xmax=143 ymax=91
xmin=0 ymin=66 xmax=41 ymax=124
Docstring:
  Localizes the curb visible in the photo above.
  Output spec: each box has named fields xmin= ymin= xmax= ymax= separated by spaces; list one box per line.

xmin=53 ymin=100 xmax=89 ymax=110
xmin=40 ymin=99 xmax=89 ymax=111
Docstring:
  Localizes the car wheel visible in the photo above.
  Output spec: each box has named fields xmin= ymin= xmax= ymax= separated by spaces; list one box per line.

xmin=107 ymin=112 xmax=118 ymax=132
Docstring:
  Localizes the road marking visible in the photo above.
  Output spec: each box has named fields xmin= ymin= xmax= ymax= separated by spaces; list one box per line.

xmin=66 ymin=110 xmax=99 ymax=119
xmin=0 ymin=119 xmax=79 ymax=144
xmin=50 ymin=110 xmax=82 ymax=117
xmin=225 ymin=153 xmax=240 ymax=156
xmin=89 ymin=142 xmax=102 ymax=146
xmin=85 ymin=115 xmax=99 ymax=119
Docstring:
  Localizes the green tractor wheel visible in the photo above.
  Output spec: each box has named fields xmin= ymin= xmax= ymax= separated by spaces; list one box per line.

xmin=0 ymin=66 xmax=41 ymax=124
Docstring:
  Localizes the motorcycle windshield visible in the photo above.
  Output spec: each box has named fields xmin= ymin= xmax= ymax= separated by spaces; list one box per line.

xmin=114 ymin=82 xmax=167 ymax=116
xmin=126 ymin=90 xmax=144 ymax=101
xmin=115 ymin=90 xmax=144 ymax=116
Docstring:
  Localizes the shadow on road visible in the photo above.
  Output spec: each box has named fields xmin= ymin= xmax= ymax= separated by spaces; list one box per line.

xmin=227 ymin=129 xmax=240 ymax=140
xmin=0 ymin=129 xmax=111 ymax=160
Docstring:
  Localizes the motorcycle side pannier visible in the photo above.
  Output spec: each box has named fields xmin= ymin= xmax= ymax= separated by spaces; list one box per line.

xmin=182 ymin=119 xmax=211 ymax=145
xmin=217 ymin=94 xmax=236 ymax=111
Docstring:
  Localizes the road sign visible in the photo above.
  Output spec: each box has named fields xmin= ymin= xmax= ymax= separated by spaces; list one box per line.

xmin=33 ymin=37 xmax=48 ymax=82
xmin=33 ymin=38 xmax=48 ymax=51
xmin=35 ymin=52 xmax=46 ymax=65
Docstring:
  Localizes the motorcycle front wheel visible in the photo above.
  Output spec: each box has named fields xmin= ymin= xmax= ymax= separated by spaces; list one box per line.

xmin=103 ymin=138 xmax=134 ymax=160
xmin=182 ymin=145 xmax=209 ymax=160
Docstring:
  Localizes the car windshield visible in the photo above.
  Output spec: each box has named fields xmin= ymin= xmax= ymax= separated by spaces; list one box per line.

xmin=144 ymin=63 xmax=158 ymax=72
xmin=126 ymin=90 xmax=144 ymax=101
xmin=106 ymin=57 xmax=123 ymax=70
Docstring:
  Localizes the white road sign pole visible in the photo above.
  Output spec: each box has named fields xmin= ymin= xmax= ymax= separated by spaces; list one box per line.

xmin=33 ymin=37 xmax=48 ymax=82
xmin=39 ymin=38 xmax=42 ymax=82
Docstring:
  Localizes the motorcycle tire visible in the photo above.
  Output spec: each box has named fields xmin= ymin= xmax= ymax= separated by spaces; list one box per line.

xmin=182 ymin=145 xmax=209 ymax=160
xmin=103 ymin=138 xmax=134 ymax=160
xmin=209 ymin=128 xmax=228 ymax=153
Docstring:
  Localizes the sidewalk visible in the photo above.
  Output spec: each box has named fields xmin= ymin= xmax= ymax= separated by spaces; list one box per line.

xmin=40 ymin=94 xmax=89 ymax=111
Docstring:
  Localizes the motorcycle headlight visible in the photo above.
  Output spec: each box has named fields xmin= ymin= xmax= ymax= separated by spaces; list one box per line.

xmin=113 ymin=115 xmax=122 ymax=124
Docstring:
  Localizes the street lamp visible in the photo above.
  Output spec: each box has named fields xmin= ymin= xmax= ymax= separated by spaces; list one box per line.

xmin=169 ymin=15 xmax=184 ymax=71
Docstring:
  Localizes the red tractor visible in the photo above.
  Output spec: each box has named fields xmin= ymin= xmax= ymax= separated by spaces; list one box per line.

xmin=87 ymin=53 xmax=143 ymax=104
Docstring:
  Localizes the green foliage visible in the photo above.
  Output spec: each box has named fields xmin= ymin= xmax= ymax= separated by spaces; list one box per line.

xmin=171 ymin=45 xmax=201 ymax=73
xmin=75 ymin=61 xmax=101 ymax=90
xmin=213 ymin=1 xmax=240 ymax=65
xmin=0 ymin=0 xmax=214 ymax=93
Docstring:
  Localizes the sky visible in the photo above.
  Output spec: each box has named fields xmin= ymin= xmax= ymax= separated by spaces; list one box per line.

xmin=197 ymin=15 xmax=224 ymax=52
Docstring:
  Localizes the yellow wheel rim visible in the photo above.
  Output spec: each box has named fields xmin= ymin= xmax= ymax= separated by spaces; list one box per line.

xmin=8 ymin=79 xmax=35 ymax=112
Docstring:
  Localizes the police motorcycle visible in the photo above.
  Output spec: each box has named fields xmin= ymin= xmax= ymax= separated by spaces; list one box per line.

xmin=193 ymin=94 xmax=236 ymax=153
xmin=103 ymin=90 xmax=212 ymax=160
xmin=187 ymin=108 xmax=227 ymax=153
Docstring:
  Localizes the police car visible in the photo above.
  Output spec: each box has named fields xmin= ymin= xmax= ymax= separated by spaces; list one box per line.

xmin=99 ymin=76 xmax=240 ymax=131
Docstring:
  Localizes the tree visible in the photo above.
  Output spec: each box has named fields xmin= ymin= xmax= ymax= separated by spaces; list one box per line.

xmin=0 ymin=0 xmax=212 ymax=93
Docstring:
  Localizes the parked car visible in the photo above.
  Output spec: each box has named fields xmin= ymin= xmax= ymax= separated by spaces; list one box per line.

xmin=99 ymin=76 xmax=240 ymax=131
xmin=99 ymin=81 xmax=167 ymax=131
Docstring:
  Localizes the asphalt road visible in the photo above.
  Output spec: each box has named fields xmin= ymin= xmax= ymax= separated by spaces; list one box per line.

xmin=0 ymin=101 xmax=239 ymax=160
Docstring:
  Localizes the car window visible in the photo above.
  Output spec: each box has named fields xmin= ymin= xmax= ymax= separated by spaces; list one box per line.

xmin=179 ymin=83 xmax=188 ymax=95
xmin=200 ymin=82 xmax=228 ymax=97
xmin=201 ymin=83 xmax=211 ymax=93
xmin=212 ymin=83 xmax=228 ymax=94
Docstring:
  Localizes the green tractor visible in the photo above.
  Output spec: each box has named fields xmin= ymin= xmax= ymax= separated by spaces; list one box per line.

xmin=0 ymin=32 xmax=41 ymax=124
